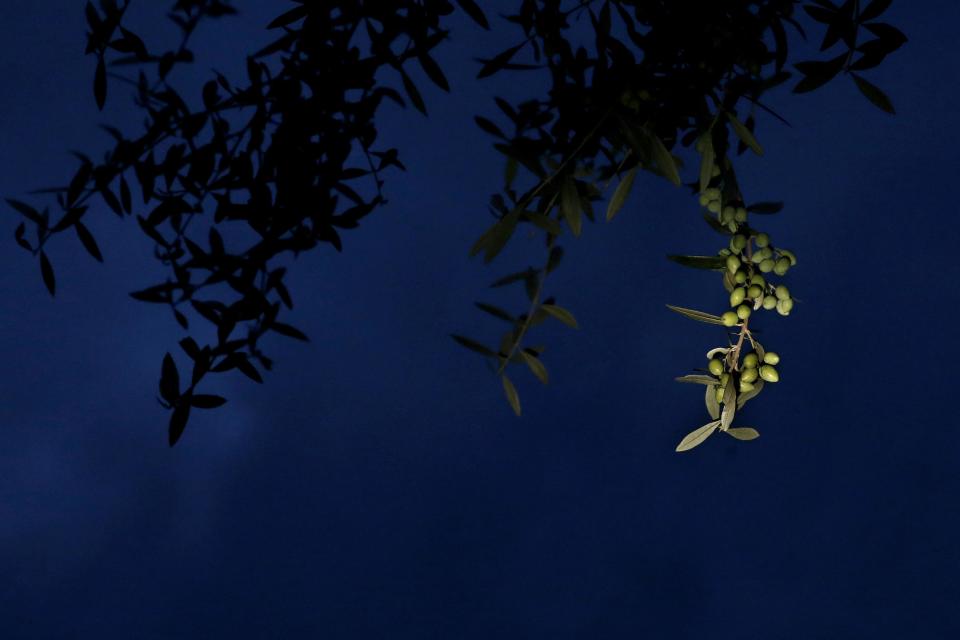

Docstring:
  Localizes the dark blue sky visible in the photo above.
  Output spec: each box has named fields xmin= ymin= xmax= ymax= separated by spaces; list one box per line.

xmin=2 ymin=2 xmax=959 ymax=638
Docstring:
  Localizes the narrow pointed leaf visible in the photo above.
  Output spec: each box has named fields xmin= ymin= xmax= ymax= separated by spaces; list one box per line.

xmin=705 ymin=384 xmax=720 ymax=420
xmin=675 ymin=375 xmax=718 ymax=385
xmin=649 ymin=133 xmax=681 ymax=185
xmin=698 ymin=139 xmax=715 ymax=193
xmin=676 ymin=420 xmax=720 ymax=452
xmin=560 ymin=180 xmax=582 ymax=236
xmin=606 ymin=166 xmax=638 ymax=221
xmin=451 ymin=334 xmax=496 ymax=357
xmin=502 ymin=374 xmax=521 ymax=416
xmin=665 ymin=305 xmax=726 ymax=326
xmin=521 ymin=351 xmax=549 ymax=384
xmin=456 ymin=0 xmax=490 ymax=29
xmin=39 ymin=251 xmax=55 ymax=296
xmin=851 ymin=73 xmax=895 ymax=114
xmin=667 ymin=255 xmax=727 ymax=270
xmin=540 ymin=304 xmax=578 ymax=329
xmin=74 ymin=222 xmax=103 ymax=262
xmin=726 ymin=112 xmax=764 ymax=155
xmin=168 ymin=403 xmax=190 ymax=447
xmin=191 ymin=394 xmax=227 ymax=409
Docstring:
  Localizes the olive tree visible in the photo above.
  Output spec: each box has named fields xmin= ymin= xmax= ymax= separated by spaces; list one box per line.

xmin=7 ymin=0 xmax=905 ymax=448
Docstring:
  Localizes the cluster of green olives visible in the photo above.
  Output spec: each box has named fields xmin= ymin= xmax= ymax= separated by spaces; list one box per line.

xmin=706 ymin=349 xmax=781 ymax=400
xmin=698 ymin=188 xmax=747 ymax=232
xmin=717 ymin=231 xmax=797 ymax=323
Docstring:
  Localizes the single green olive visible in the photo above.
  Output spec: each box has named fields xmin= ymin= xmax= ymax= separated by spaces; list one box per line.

xmin=760 ymin=247 xmax=774 ymax=260
xmin=739 ymin=380 xmax=755 ymax=393
xmin=705 ymin=188 xmax=721 ymax=200
xmin=699 ymin=194 xmax=711 ymax=207
xmin=726 ymin=255 xmax=741 ymax=273
xmin=759 ymin=259 xmax=775 ymax=273
xmin=734 ymin=270 xmax=748 ymax=284
xmin=743 ymin=353 xmax=759 ymax=369
xmin=774 ymin=258 xmax=791 ymax=276
xmin=762 ymin=295 xmax=778 ymax=310
xmin=734 ymin=209 xmax=747 ymax=223
xmin=741 ymin=367 xmax=759 ymax=383
xmin=759 ymin=365 xmax=779 ymax=382
xmin=722 ymin=206 xmax=735 ymax=220
xmin=749 ymin=273 xmax=765 ymax=287
xmin=708 ymin=200 xmax=722 ymax=214
xmin=721 ymin=311 xmax=739 ymax=327
xmin=730 ymin=287 xmax=746 ymax=307
xmin=751 ymin=252 xmax=764 ymax=264
xmin=763 ymin=351 xmax=780 ymax=365
xmin=720 ymin=372 xmax=730 ymax=386
xmin=755 ymin=233 xmax=770 ymax=248
xmin=736 ymin=304 xmax=752 ymax=320
xmin=776 ymin=298 xmax=794 ymax=316
xmin=719 ymin=248 xmax=731 ymax=256
xmin=747 ymin=284 xmax=763 ymax=299
xmin=780 ymin=249 xmax=797 ymax=266
xmin=708 ymin=358 xmax=724 ymax=376
xmin=775 ymin=285 xmax=790 ymax=300
xmin=732 ymin=234 xmax=747 ymax=251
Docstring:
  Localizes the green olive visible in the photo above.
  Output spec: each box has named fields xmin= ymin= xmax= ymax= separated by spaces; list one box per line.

xmin=747 ymin=284 xmax=763 ymax=299
xmin=760 ymin=247 xmax=774 ymax=260
xmin=759 ymin=365 xmax=779 ymax=382
xmin=711 ymin=165 xmax=721 ymax=178
xmin=775 ymin=285 xmax=790 ymax=300
xmin=739 ymin=380 xmax=755 ymax=393
xmin=708 ymin=358 xmax=724 ymax=376
xmin=759 ymin=259 xmax=774 ymax=273
xmin=741 ymin=367 xmax=758 ymax=383
xmin=734 ymin=209 xmax=747 ymax=223
xmin=708 ymin=200 xmax=722 ymax=214
xmin=763 ymin=351 xmax=780 ymax=365
xmin=780 ymin=249 xmax=797 ymax=266
xmin=751 ymin=252 xmax=764 ymax=264
xmin=719 ymin=248 xmax=731 ymax=256
xmin=776 ymin=298 xmax=794 ymax=316
xmin=762 ymin=295 xmax=778 ymax=310
xmin=726 ymin=255 xmax=741 ymax=273
xmin=732 ymin=234 xmax=747 ymax=251
xmin=734 ymin=270 xmax=748 ymax=284
xmin=699 ymin=194 xmax=711 ymax=207
xmin=755 ymin=233 xmax=770 ymax=248
xmin=722 ymin=206 xmax=735 ymax=220
xmin=743 ymin=353 xmax=759 ymax=369
xmin=774 ymin=258 xmax=791 ymax=275
xmin=720 ymin=372 xmax=730 ymax=386
xmin=705 ymin=188 xmax=721 ymax=200
xmin=736 ymin=304 xmax=752 ymax=320
xmin=730 ymin=287 xmax=746 ymax=307
xmin=721 ymin=311 xmax=739 ymax=327
xmin=749 ymin=274 xmax=765 ymax=287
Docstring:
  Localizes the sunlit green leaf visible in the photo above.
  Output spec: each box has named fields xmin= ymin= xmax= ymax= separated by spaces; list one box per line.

xmin=560 ymin=179 xmax=582 ymax=236
xmin=726 ymin=112 xmax=763 ymax=155
xmin=705 ymin=384 xmax=720 ymax=419
xmin=521 ymin=351 xmax=549 ymax=384
xmin=502 ymin=374 xmax=521 ymax=415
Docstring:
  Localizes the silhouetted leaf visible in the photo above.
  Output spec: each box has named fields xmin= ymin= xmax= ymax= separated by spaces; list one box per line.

xmin=418 ymin=52 xmax=450 ymax=91
xmin=159 ymin=353 xmax=179 ymax=404
xmin=267 ymin=4 xmax=307 ymax=29
xmin=168 ymin=403 xmax=190 ymax=447
xmin=560 ymin=179 xmax=582 ymax=236
xmin=747 ymin=202 xmax=784 ymax=214
xmin=39 ymin=251 xmax=55 ymax=296
xmin=271 ymin=322 xmax=309 ymax=341
xmin=667 ymin=255 xmax=726 ymax=270
xmin=859 ymin=0 xmax=892 ymax=22
xmin=851 ymin=73 xmax=895 ymax=114
xmin=398 ymin=67 xmax=427 ymax=115
xmin=698 ymin=138 xmax=715 ymax=193
xmin=474 ymin=116 xmax=505 ymax=138
xmin=6 ymin=199 xmax=44 ymax=225
xmin=235 ymin=356 xmax=263 ymax=384
xmin=475 ymin=302 xmax=515 ymax=323
xmin=456 ymin=0 xmax=490 ymax=29
xmin=649 ymin=133 xmax=681 ymax=185
xmin=94 ymin=55 xmax=107 ymax=110
xmin=793 ymin=54 xmax=847 ymax=93
xmin=191 ymin=394 xmax=227 ymax=409
xmin=451 ymin=334 xmax=496 ymax=357
xmin=74 ymin=222 xmax=103 ymax=262
xmin=477 ymin=42 xmax=525 ymax=79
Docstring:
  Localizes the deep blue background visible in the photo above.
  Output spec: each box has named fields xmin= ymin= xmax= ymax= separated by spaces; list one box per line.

xmin=2 ymin=2 xmax=959 ymax=637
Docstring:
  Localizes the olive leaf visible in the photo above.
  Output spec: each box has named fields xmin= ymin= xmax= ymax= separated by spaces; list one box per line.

xmin=698 ymin=136 xmax=715 ymax=193
xmin=675 ymin=420 xmax=720 ymax=452
xmin=725 ymin=427 xmax=760 ymax=441
xmin=675 ymin=374 xmax=718 ymax=385
xmin=521 ymin=351 xmax=549 ymax=384
xmin=737 ymin=379 xmax=764 ymax=409
xmin=720 ymin=383 xmax=736 ymax=430
xmin=705 ymin=384 xmax=720 ymax=420
xmin=667 ymin=255 xmax=727 ymax=270
xmin=606 ymin=166 xmax=638 ymax=221
xmin=725 ymin=112 xmax=763 ymax=156
xmin=540 ymin=304 xmax=578 ymax=329
xmin=665 ymin=305 xmax=726 ymax=326
xmin=502 ymin=374 xmax=521 ymax=416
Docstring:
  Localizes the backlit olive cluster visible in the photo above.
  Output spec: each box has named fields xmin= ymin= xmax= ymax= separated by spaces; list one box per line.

xmin=698 ymin=187 xmax=747 ymax=230
xmin=717 ymin=230 xmax=797 ymax=325
xmin=706 ymin=349 xmax=781 ymax=401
